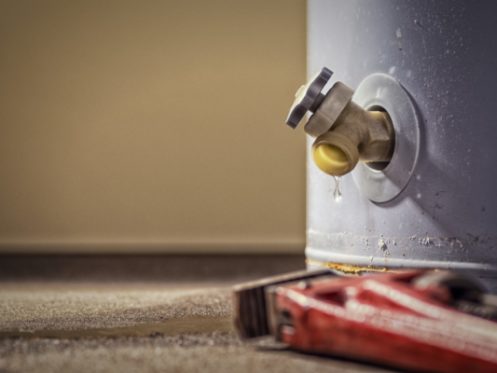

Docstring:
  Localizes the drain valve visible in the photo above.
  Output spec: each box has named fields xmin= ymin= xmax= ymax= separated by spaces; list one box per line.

xmin=287 ymin=67 xmax=395 ymax=176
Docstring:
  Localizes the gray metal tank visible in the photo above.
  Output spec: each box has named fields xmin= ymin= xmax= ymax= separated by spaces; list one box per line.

xmin=305 ymin=0 xmax=497 ymax=290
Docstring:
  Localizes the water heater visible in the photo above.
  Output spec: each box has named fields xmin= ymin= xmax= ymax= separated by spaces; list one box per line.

xmin=291 ymin=0 xmax=497 ymax=291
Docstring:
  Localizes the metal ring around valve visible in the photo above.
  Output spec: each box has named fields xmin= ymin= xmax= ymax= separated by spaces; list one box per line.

xmin=352 ymin=73 xmax=420 ymax=203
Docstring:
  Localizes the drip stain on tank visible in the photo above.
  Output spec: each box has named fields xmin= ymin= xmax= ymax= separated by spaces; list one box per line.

xmin=378 ymin=238 xmax=387 ymax=251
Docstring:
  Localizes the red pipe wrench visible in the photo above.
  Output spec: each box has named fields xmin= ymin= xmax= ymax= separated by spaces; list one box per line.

xmin=234 ymin=269 xmax=497 ymax=373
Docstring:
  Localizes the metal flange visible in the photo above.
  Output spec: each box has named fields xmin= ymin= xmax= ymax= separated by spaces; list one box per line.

xmin=352 ymin=73 xmax=421 ymax=203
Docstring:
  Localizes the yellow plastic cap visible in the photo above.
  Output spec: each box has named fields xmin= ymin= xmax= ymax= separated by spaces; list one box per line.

xmin=312 ymin=144 xmax=350 ymax=176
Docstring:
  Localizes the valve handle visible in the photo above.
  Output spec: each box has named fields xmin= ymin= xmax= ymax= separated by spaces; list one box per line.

xmin=286 ymin=67 xmax=333 ymax=129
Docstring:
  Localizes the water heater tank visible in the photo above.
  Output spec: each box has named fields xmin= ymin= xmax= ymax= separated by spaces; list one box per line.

xmin=304 ymin=0 xmax=497 ymax=291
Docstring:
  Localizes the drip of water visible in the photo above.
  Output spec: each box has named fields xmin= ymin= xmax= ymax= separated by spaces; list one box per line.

xmin=333 ymin=176 xmax=342 ymax=202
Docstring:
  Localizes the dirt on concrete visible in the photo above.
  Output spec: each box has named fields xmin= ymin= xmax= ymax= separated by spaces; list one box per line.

xmin=0 ymin=264 xmax=396 ymax=372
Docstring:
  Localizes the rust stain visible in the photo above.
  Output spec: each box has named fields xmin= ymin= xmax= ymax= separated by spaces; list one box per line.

xmin=306 ymin=259 xmax=393 ymax=275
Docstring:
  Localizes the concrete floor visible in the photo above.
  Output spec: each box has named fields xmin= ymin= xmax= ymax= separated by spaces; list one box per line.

xmin=0 ymin=255 xmax=396 ymax=373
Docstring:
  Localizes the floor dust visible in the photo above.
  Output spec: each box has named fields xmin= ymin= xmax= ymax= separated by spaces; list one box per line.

xmin=0 ymin=279 xmax=396 ymax=372
xmin=0 ymin=316 xmax=233 ymax=339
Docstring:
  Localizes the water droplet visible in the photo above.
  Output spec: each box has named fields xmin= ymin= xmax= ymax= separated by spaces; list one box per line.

xmin=333 ymin=176 xmax=342 ymax=202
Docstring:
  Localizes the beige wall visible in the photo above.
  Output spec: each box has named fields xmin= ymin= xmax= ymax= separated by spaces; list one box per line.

xmin=0 ymin=0 xmax=306 ymax=253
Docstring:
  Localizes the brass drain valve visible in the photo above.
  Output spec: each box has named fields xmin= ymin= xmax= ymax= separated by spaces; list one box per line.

xmin=286 ymin=67 xmax=395 ymax=176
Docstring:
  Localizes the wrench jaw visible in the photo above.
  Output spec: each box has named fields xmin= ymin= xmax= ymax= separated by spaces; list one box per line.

xmin=233 ymin=269 xmax=334 ymax=340
xmin=264 ymin=286 xmax=280 ymax=341
xmin=265 ymin=284 xmax=299 ymax=344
